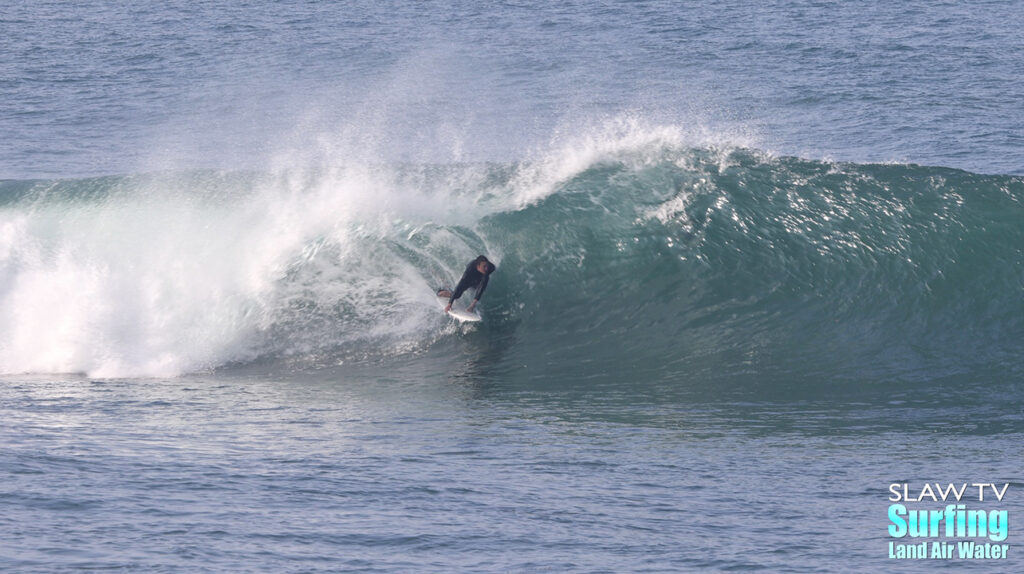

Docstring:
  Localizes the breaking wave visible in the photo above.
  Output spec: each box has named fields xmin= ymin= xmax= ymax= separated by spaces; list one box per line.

xmin=1 ymin=119 xmax=1021 ymax=385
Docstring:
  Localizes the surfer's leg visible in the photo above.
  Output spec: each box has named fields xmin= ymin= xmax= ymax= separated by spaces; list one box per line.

xmin=437 ymin=288 xmax=452 ymax=298
xmin=450 ymin=278 xmax=473 ymax=301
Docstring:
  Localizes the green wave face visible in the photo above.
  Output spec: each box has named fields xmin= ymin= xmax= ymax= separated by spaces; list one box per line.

xmin=481 ymin=151 xmax=1024 ymax=391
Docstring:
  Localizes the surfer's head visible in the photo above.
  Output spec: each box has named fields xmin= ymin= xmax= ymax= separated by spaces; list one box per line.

xmin=474 ymin=255 xmax=495 ymax=275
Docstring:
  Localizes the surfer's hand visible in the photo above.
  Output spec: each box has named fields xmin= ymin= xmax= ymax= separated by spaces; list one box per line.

xmin=444 ymin=303 xmax=452 ymax=313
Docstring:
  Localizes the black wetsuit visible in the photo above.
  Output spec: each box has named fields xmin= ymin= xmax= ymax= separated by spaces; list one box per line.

xmin=449 ymin=262 xmax=490 ymax=305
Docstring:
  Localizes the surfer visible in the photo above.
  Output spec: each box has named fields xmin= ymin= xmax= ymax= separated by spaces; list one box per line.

xmin=438 ymin=255 xmax=496 ymax=314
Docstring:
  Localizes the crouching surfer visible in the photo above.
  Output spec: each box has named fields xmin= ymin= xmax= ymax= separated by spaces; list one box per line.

xmin=437 ymin=255 xmax=496 ymax=314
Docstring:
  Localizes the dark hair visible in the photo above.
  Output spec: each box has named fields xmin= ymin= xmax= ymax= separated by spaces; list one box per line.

xmin=474 ymin=255 xmax=496 ymax=274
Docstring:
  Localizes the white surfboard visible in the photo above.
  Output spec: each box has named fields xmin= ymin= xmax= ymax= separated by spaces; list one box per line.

xmin=437 ymin=294 xmax=481 ymax=322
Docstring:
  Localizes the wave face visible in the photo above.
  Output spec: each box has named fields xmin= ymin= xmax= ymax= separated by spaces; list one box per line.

xmin=1 ymin=123 xmax=1022 ymax=384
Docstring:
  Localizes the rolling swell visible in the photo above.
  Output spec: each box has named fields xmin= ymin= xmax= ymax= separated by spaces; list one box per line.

xmin=1 ymin=144 xmax=1022 ymax=386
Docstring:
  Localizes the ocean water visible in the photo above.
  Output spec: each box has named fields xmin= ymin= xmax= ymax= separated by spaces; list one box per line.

xmin=1 ymin=1 xmax=1022 ymax=572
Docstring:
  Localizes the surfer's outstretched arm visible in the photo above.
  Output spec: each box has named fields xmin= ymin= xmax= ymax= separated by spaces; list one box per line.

xmin=467 ymin=274 xmax=489 ymax=312
xmin=448 ymin=266 xmax=476 ymax=305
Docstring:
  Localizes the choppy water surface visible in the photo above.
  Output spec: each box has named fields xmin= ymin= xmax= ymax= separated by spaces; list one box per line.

xmin=3 ymin=373 xmax=1021 ymax=572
